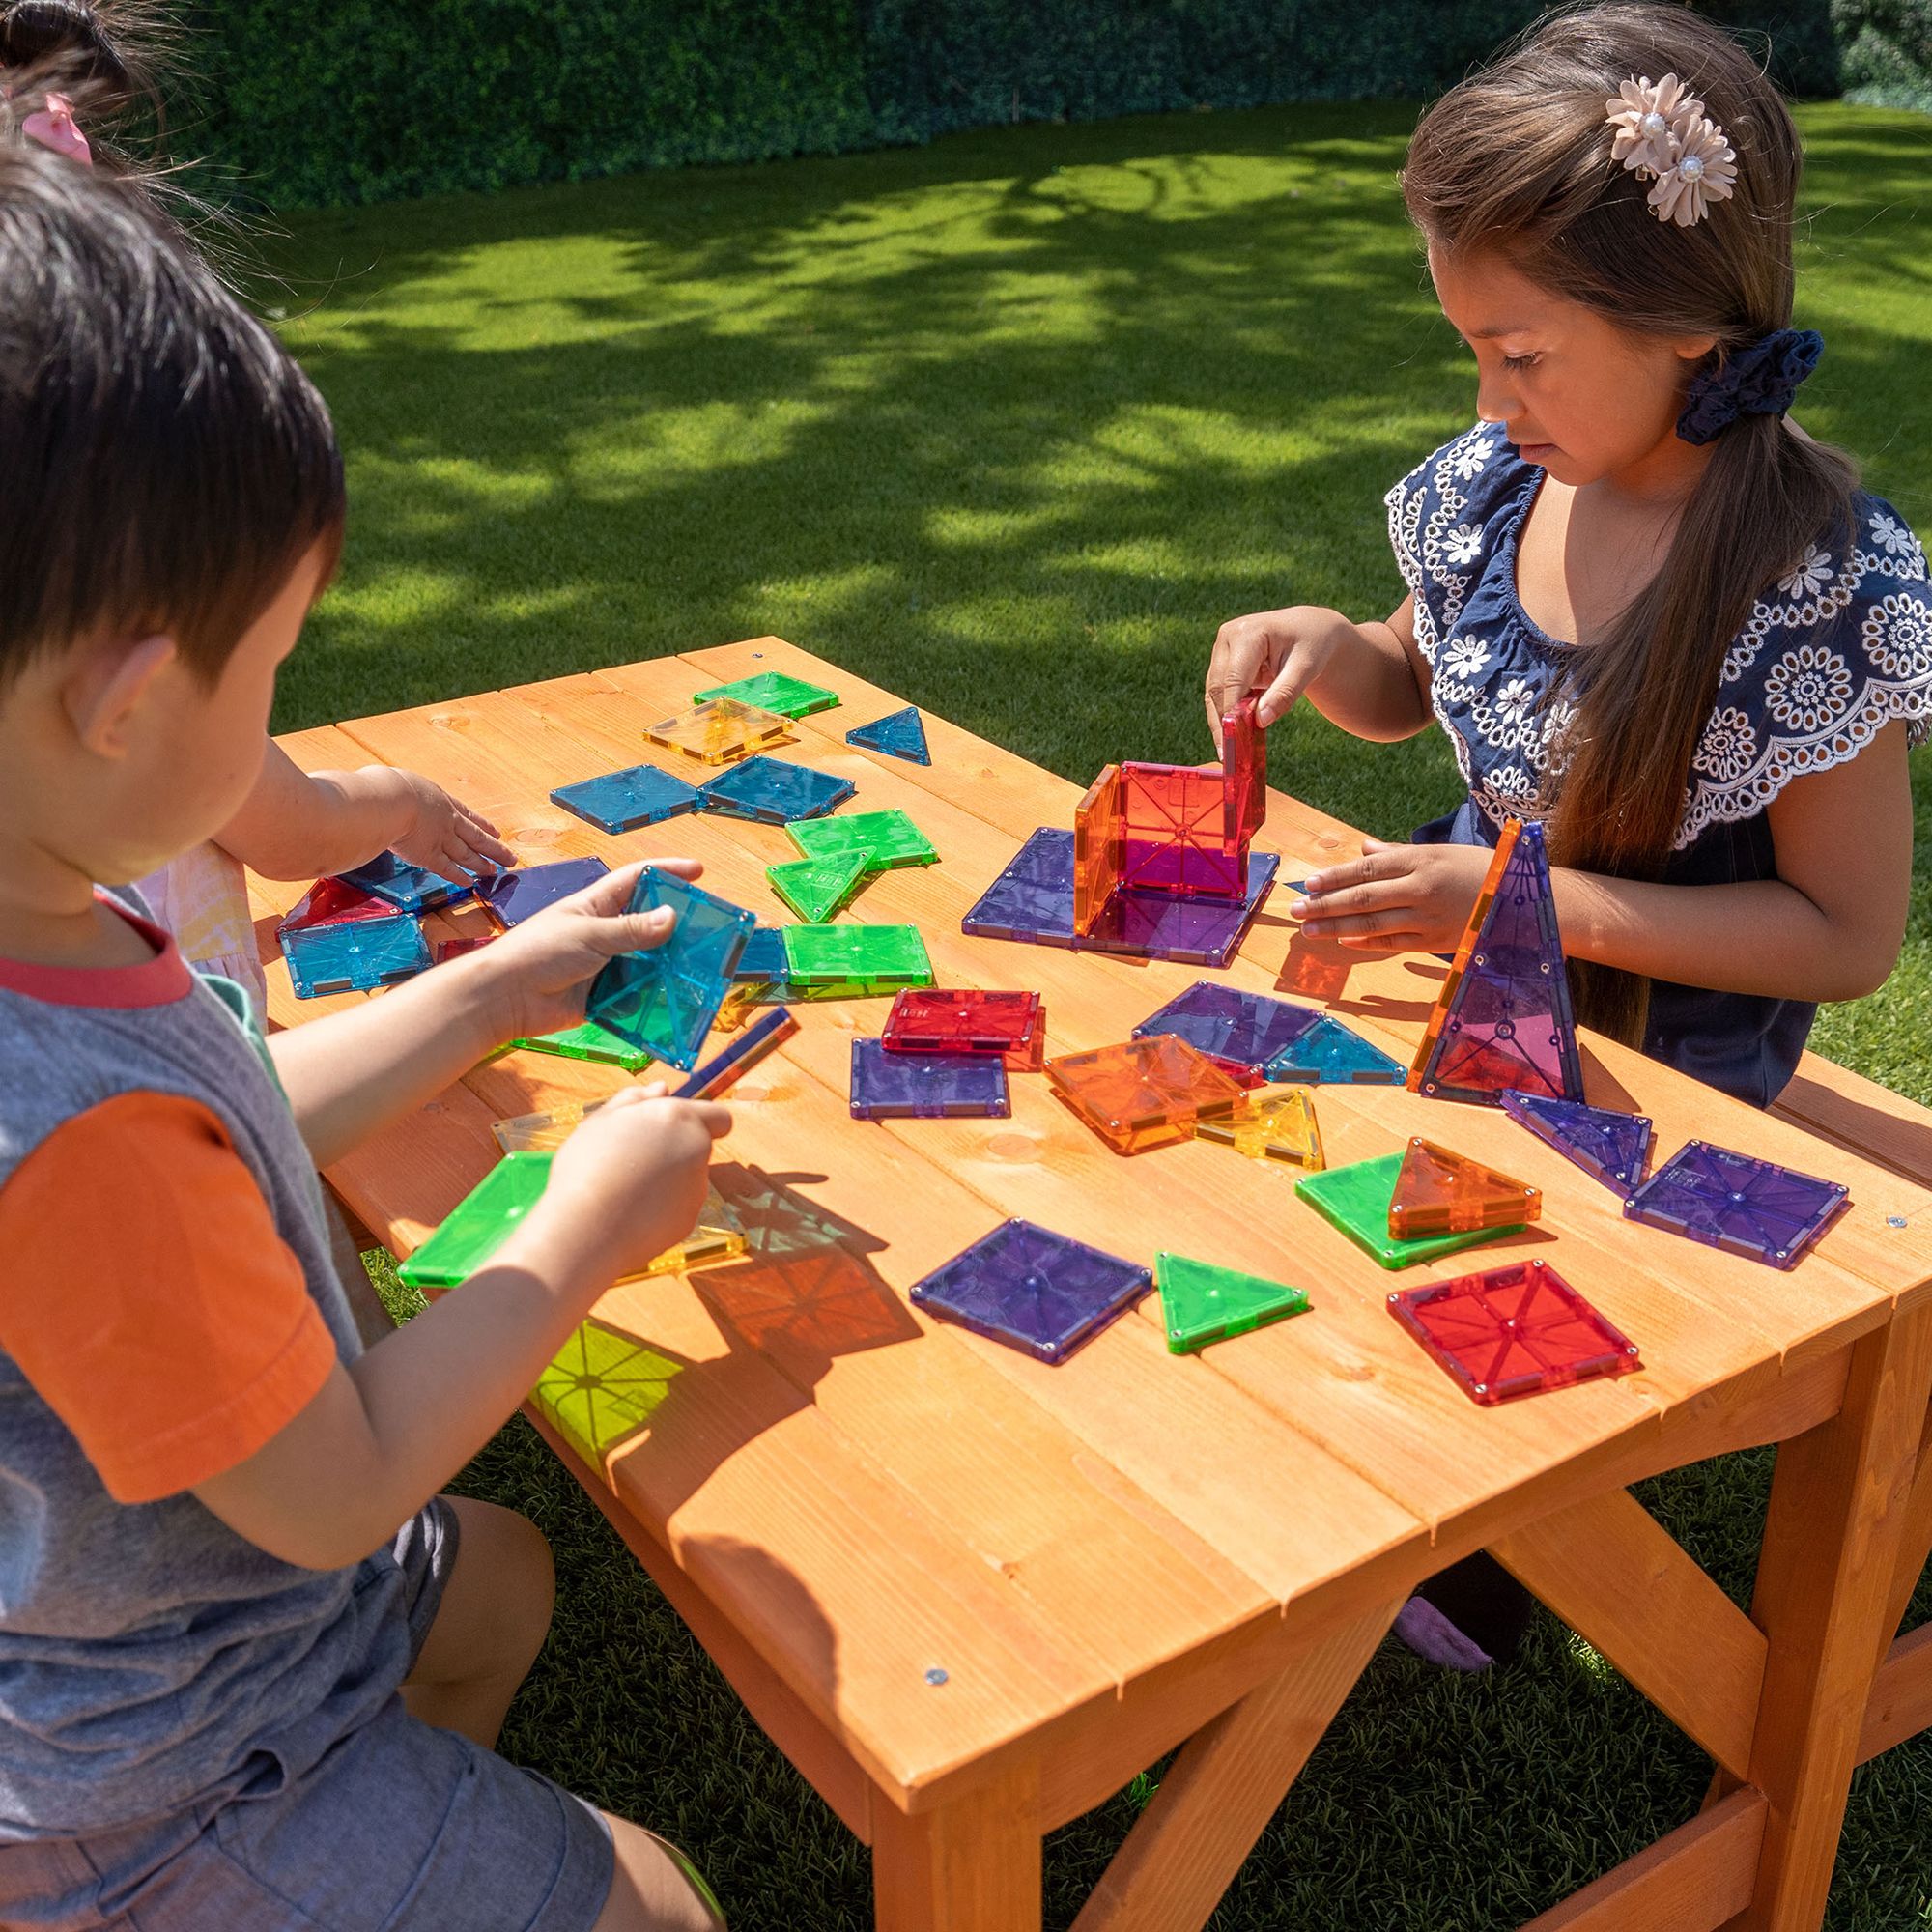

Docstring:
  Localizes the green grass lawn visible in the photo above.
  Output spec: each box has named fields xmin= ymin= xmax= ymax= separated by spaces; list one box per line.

xmin=278 ymin=99 xmax=1932 ymax=1928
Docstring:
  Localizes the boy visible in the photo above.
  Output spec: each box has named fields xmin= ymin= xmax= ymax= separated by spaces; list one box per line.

xmin=0 ymin=136 xmax=726 ymax=1930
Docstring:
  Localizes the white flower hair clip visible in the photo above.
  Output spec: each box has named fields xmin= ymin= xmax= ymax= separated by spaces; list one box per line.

xmin=1605 ymin=72 xmax=1737 ymax=228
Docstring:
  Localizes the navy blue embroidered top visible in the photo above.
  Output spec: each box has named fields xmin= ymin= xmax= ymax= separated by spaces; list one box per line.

xmin=1385 ymin=424 xmax=1932 ymax=1107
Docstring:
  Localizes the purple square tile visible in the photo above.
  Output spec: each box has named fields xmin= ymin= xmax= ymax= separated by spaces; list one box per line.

xmin=910 ymin=1219 xmax=1151 ymax=1361
xmin=1133 ymin=980 xmax=1318 ymax=1076
xmin=849 ymin=1038 xmax=1009 ymax=1119
xmin=1623 ymin=1138 xmax=1847 ymax=1268
xmin=479 ymin=856 xmax=611 ymax=928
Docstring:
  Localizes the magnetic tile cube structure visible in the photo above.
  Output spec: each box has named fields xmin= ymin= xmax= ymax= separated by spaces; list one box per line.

xmin=767 ymin=852 xmax=867 ymax=923
xmin=336 ymin=850 xmax=477 ymax=915
xmin=965 ymin=828 xmax=1279 ymax=970
xmin=1500 ymin=1091 xmax=1653 ymax=1198
xmin=646 ymin=696 xmax=794 ymax=765
xmin=1409 ymin=818 xmax=1584 ymax=1107
xmin=693 ymin=671 xmax=839 ymax=720
xmin=1295 ymin=1151 xmax=1527 ymax=1269
xmin=1624 ymin=1139 xmax=1847 ymax=1269
xmin=846 ymin=705 xmax=930 ymax=765
xmin=1133 ymin=980 xmax=1318 ymax=1082
xmin=882 ymin=988 xmax=1043 ymax=1070
xmin=1388 ymin=1138 xmax=1542 ymax=1239
xmin=787 ymin=809 xmax=938 ymax=874
xmin=550 ymin=762 xmax=700 ymax=834
xmin=1387 ymin=1259 xmax=1641 ymax=1406
xmin=508 ymin=1016 xmax=654 ymax=1071
xmin=1263 ymin=1013 xmax=1406 ymax=1085
xmin=585 ymin=868 xmax=756 ymax=1070
xmin=781 ymin=923 xmax=932 ymax=990
xmin=279 ymin=876 xmax=395 ymax=933
xmin=848 ymin=1038 xmax=1010 ymax=1119
xmin=1045 ymin=1035 xmax=1245 ymax=1156
xmin=673 ymin=1008 xmax=797 ymax=1099
xmin=910 ymin=1218 xmax=1151 ymax=1362
xmin=1221 ymin=696 xmax=1266 ymax=847
xmin=478 ymin=856 xmax=610 ymax=930
xmin=696 ymin=754 xmax=854 ymax=824
xmin=1157 ymin=1252 xmax=1309 ymax=1353
xmin=1195 ymin=1086 xmax=1324 ymax=1169
xmin=281 ymin=912 xmax=431 ymax=999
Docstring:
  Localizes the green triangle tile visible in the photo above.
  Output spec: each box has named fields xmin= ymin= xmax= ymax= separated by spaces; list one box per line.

xmin=767 ymin=851 xmax=867 ymax=923
xmin=1156 ymin=1252 xmax=1310 ymax=1353
xmin=507 ymin=1016 xmax=655 ymax=1072
xmin=1294 ymin=1151 xmax=1525 ymax=1270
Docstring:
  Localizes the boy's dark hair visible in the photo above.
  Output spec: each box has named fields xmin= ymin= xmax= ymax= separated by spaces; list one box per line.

xmin=0 ymin=135 xmax=344 ymax=687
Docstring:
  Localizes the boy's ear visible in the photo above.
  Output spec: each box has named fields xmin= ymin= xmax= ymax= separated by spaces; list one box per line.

xmin=61 ymin=635 xmax=179 ymax=759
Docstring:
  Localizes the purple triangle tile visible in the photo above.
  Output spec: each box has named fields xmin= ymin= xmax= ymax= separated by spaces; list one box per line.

xmin=1500 ymin=1091 xmax=1654 ymax=1197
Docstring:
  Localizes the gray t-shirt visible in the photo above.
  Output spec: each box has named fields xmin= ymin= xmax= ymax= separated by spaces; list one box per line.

xmin=0 ymin=895 xmax=411 ymax=1838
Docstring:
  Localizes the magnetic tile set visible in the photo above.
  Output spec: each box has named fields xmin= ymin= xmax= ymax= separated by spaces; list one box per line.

xmin=284 ymin=674 xmax=1850 ymax=1405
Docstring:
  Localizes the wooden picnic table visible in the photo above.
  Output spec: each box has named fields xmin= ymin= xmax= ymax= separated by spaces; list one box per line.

xmin=254 ymin=639 xmax=1932 ymax=1932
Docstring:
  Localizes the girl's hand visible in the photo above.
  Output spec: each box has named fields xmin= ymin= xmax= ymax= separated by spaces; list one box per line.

xmin=382 ymin=768 xmax=517 ymax=883
xmin=1205 ymin=606 xmax=1358 ymax=746
xmin=467 ymin=859 xmax=702 ymax=1045
xmin=1293 ymin=838 xmax=1492 ymax=953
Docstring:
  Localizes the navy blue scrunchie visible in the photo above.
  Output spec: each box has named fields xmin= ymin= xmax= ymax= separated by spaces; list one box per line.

xmin=1676 ymin=328 xmax=1824 ymax=445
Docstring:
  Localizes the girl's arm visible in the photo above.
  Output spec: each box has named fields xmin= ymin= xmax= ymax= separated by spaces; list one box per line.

xmin=1206 ymin=597 xmax=1433 ymax=746
xmin=1296 ymin=721 xmax=1913 ymax=1004
xmin=217 ymin=741 xmax=514 ymax=883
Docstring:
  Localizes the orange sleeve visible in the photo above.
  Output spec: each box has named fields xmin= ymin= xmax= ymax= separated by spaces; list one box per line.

xmin=0 ymin=1093 xmax=339 ymax=1504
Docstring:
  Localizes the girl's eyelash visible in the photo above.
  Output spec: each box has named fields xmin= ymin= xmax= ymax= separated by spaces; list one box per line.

xmin=1502 ymin=352 xmax=1541 ymax=372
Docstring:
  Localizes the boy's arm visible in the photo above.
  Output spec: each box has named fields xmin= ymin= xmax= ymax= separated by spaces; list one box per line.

xmin=1206 ymin=597 xmax=1432 ymax=746
xmin=193 ymin=1093 xmax=729 ymax=1569
xmin=269 ymin=860 xmax=683 ymax=1171
xmin=217 ymin=742 xmax=512 ymax=883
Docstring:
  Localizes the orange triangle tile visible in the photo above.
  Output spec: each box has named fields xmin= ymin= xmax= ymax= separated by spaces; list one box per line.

xmin=1388 ymin=1137 xmax=1542 ymax=1239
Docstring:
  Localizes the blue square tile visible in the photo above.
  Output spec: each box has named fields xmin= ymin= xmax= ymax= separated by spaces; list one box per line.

xmin=696 ymin=754 xmax=855 ymax=824
xmin=336 ymin=850 xmax=477 ymax=914
xmin=586 ymin=868 xmax=756 ymax=1070
xmin=281 ymin=912 xmax=431 ymax=998
xmin=551 ymin=764 xmax=701 ymax=833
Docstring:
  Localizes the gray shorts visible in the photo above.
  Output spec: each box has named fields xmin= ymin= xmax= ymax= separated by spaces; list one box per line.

xmin=0 ymin=1501 xmax=614 ymax=1932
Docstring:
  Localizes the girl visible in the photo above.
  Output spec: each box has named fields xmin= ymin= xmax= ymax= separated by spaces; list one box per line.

xmin=4 ymin=0 xmax=513 ymax=1014
xmin=1207 ymin=2 xmax=1932 ymax=1662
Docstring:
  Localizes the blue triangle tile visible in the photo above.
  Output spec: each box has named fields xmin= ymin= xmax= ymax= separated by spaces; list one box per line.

xmin=1263 ymin=1013 xmax=1405 ymax=1084
xmin=845 ymin=706 xmax=931 ymax=766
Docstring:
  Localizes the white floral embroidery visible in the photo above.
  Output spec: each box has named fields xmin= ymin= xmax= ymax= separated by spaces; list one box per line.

xmin=1763 ymin=644 xmax=1853 ymax=732
xmin=1871 ymin=511 xmax=1918 ymax=558
xmin=1450 ymin=436 xmax=1495 ymax=480
xmin=1442 ymin=636 xmax=1491 ymax=680
xmin=1444 ymin=523 xmax=1484 ymax=567
xmin=1862 ymin=591 xmax=1932 ymax=681
xmin=1692 ymin=706 xmax=1759 ymax=782
xmin=1777 ymin=544 xmax=1833 ymax=601
xmin=1493 ymin=677 xmax=1535 ymax=727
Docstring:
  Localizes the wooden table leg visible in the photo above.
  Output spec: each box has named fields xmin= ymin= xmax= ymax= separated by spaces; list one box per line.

xmin=873 ymin=1759 xmax=1042 ymax=1932
xmin=1721 ymin=1304 xmax=1932 ymax=1932
xmin=1067 ymin=1599 xmax=1401 ymax=1932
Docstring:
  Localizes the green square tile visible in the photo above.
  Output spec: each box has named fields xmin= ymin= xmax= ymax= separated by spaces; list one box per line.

xmin=693 ymin=671 xmax=839 ymax=719
xmin=767 ymin=851 xmax=867 ymax=923
xmin=781 ymin=923 xmax=932 ymax=987
xmin=787 ymin=809 xmax=937 ymax=872
xmin=1295 ymin=1152 xmax=1524 ymax=1270
xmin=508 ymin=1017 xmax=654 ymax=1072
xmin=1156 ymin=1252 xmax=1310 ymax=1353
xmin=400 ymin=1152 xmax=553 ymax=1290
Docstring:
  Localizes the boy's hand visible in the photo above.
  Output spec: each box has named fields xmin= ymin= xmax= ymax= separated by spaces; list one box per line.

xmin=381 ymin=768 xmax=517 ymax=883
xmin=1293 ymin=838 xmax=1492 ymax=953
xmin=1205 ymin=606 xmax=1358 ymax=744
xmin=535 ymin=1086 xmax=733 ymax=1285
xmin=469 ymin=858 xmax=703 ymax=1046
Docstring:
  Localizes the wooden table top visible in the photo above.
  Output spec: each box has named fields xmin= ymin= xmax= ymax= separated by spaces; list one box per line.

xmin=255 ymin=639 xmax=1932 ymax=1824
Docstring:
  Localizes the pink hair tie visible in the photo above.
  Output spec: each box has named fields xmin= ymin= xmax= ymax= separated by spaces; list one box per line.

xmin=21 ymin=92 xmax=90 ymax=166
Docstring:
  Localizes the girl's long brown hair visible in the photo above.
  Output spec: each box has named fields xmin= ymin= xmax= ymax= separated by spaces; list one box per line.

xmin=1402 ymin=2 xmax=1858 ymax=1043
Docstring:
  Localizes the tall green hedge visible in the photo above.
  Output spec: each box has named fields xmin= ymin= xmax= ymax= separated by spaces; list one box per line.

xmin=1834 ymin=0 xmax=1932 ymax=108
xmin=182 ymin=0 xmax=1844 ymax=211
